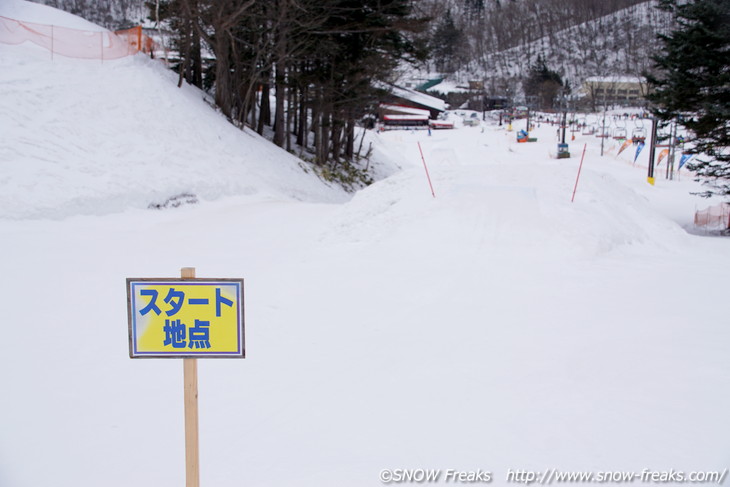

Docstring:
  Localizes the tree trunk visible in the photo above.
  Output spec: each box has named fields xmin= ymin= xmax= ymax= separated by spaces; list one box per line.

xmin=313 ymin=110 xmax=322 ymax=164
xmin=214 ymin=36 xmax=233 ymax=119
xmin=273 ymin=63 xmax=286 ymax=147
xmin=345 ymin=119 xmax=355 ymax=160
xmin=191 ymin=26 xmax=203 ymax=89
xmin=297 ymin=84 xmax=307 ymax=148
xmin=320 ymin=109 xmax=331 ymax=165
xmin=286 ymin=83 xmax=294 ymax=152
xmin=258 ymin=82 xmax=270 ymax=135
xmin=331 ymin=118 xmax=342 ymax=167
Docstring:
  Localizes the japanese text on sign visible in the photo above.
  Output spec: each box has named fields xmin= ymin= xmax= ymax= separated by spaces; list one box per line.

xmin=127 ymin=279 xmax=245 ymax=358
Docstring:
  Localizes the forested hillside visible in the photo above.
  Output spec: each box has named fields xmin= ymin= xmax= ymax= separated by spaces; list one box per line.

xmin=23 ymin=0 xmax=672 ymax=164
xmin=29 ymin=0 xmax=671 ymax=100
xmin=414 ymin=0 xmax=672 ymax=100
xmin=28 ymin=0 xmax=670 ymax=90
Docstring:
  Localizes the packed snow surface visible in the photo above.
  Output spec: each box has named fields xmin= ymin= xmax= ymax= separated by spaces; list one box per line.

xmin=1 ymin=2 xmax=729 ymax=486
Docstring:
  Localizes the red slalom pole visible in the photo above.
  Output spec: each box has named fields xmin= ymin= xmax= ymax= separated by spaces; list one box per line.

xmin=571 ymin=143 xmax=587 ymax=203
xmin=417 ymin=141 xmax=436 ymax=198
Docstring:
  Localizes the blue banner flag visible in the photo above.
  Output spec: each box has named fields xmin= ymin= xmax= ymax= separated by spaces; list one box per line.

xmin=679 ymin=153 xmax=693 ymax=169
xmin=633 ymin=142 xmax=645 ymax=164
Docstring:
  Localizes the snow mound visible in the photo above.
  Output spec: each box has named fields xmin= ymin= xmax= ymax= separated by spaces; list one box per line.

xmin=0 ymin=0 xmax=107 ymax=31
xmin=326 ymin=159 xmax=688 ymax=259
xmin=0 ymin=3 xmax=347 ymax=220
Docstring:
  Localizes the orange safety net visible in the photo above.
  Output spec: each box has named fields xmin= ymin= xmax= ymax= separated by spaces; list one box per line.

xmin=0 ymin=15 xmax=156 ymax=60
xmin=114 ymin=25 xmax=156 ymax=55
xmin=694 ymin=203 xmax=730 ymax=229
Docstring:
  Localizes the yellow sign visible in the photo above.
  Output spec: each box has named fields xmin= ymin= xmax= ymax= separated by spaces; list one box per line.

xmin=127 ymin=278 xmax=244 ymax=358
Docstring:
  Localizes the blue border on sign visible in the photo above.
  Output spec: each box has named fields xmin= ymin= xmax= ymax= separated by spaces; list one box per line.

xmin=128 ymin=280 xmax=244 ymax=358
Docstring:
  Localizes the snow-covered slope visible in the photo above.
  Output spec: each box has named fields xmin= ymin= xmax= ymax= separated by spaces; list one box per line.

xmin=17 ymin=0 xmax=149 ymax=29
xmin=1 ymin=3 xmax=729 ymax=487
xmin=0 ymin=0 xmax=108 ymax=30
xmin=0 ymin=1 xmax=347 ymax=220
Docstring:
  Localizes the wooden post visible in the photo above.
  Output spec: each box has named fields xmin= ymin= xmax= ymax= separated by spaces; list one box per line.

xmin=181 ymin=267 xmax=199 ymax=487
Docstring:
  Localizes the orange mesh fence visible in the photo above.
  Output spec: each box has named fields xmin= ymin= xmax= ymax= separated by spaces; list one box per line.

xmin=0 ymin=15 xmax=157 ymax=60
xmin=694 ymin=203 xmax=730 ymax=229
xmin=114 ymin=26 xmax=156 ymax=55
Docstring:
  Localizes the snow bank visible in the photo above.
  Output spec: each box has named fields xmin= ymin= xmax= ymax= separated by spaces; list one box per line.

xmin=0 ymin=0 xmax=107 ymax=31
xmin=0 ymin=2 xmax=347 ymax=220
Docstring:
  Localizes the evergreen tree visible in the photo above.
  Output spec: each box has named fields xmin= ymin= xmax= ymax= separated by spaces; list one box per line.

xmin=151 ymin=0 xmax=424 ymax=167
xmin=464 ymin=0 xmax=485 ymax=19
xmin=523 ymin=55 xmax=564 ymax=110
xmin=302 ymin=0 xmax=424 ymax=164
xmin=646 ymin=0 xmax=730 ymax=197
xmin=430 ymin=9 xmax=465 ymax=73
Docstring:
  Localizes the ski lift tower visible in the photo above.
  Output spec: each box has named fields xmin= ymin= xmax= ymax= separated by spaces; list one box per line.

xmin=600 ymin=101 xmax=608 ymax=156
xmin=557 ymin=92 xmax=571 ymax=159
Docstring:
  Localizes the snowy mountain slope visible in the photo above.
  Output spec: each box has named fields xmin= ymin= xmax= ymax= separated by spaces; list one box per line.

xmin=492 ymin=2 xmax=667 ymax=84
xmin=431 ymin=0 xmax=672 ymax=98
xmin=1 ymin=3 xmax=730 ymax=487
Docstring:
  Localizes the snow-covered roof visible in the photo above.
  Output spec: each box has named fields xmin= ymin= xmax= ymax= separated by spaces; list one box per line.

xmin=388 ymin=85 xmax=447 ymax=112
xmin=425 ymin=80 xmax=471 ymax=94
xmin=379 ymin=104 xmax=431 ymax=117
xmin=383 ymin=114 xmax=429 ymax=121
xmin=584 ymin=76 xmax=646 ymax=84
